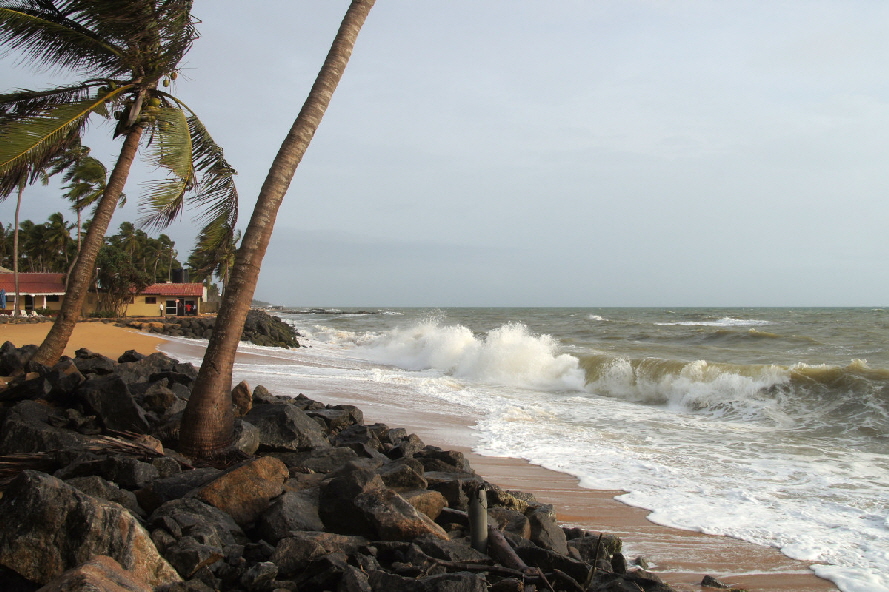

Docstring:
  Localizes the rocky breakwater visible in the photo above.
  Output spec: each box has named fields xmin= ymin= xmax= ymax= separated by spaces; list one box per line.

xmin=0 ymin=341 xmax=744 ymax=592
xmin=127 ymin=310 xmax=301 ymax=349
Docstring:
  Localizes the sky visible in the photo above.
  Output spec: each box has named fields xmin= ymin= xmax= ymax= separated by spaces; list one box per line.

xmin=2 ymin=0 xmax=889 ymax=307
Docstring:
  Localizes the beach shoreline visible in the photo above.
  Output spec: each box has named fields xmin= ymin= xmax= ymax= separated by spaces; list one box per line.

xmin=0 ymin=321 xmax=840 ymax=592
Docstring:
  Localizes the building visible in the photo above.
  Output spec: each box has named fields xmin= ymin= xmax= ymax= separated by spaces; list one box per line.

xmin=0 ymin=272 xmax=206 ymax=317
xmin=0 ymin=272 xmax=66 ymax=314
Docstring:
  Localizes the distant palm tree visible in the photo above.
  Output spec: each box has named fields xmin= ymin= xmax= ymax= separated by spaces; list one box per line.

xmin=180 ymin=0 xmax=376 ymax=458
xmin=0 ymin=0 xmax=238 ymax=364
xmin=61 ymin=154 xmax=114 ymax=253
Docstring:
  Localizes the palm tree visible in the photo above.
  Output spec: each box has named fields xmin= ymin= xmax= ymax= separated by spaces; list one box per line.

xmin=61 ymin=154 xmax=112 ymax=253
xmin=187 ymin=224 xmax=241 ymax=295
xmin=0 ymin=0 xmax=238 ymax=365
xmin=180 ymin=0 xmax=376 ymax=458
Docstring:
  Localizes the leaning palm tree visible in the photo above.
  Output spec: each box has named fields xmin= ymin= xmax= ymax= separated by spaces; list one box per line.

xmin=0 ymin=0 xmax=237 ymax=365
xmin=179 ymin=0 xmax=376 ymax=458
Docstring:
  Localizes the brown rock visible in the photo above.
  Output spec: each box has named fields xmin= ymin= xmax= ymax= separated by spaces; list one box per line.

xmin=195 ymin=456 xmax=289 ymax=526
xmin=353 ymin=488 xmax=449 ymax=541
xmin=400 ymin=489 xmax=448 ymax=521
xmin=231 ymin=379 xmax=252 ymax=417
xmin=36 ymin=555 xmax=153 ymax=592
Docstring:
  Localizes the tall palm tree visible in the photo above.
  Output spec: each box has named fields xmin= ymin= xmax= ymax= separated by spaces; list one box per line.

xmin=187 ymin=224 xmax=241 ymax=295
xmin=61 ymin=154 xmax=112 ymax=253
xmin=180 ymin=0 xmax=376 ymax=458
xmin=0 ymin=0 xmax=238 ymax=365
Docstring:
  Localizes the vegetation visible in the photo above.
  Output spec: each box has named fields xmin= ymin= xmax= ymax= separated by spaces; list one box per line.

xmin=180 ymin=0 xmax=376 ymax=458
xmin=0 ymin=0 xmax=238 ymax=365
xmin=1 ymin=217 xmax=182 ymax=282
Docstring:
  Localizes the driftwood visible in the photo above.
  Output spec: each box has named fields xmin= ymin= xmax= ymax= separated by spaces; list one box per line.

xmin=487 ymin=524 xmax=554 ymax=592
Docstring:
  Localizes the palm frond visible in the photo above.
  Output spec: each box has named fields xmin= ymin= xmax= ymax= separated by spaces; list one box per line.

xmin=0 ymin=3 xmax=125 ymax=76
xmin=138 ymin=105 xmax=194 ymax=229
xmin=0 ymin=89 xmax=114 ymax=197
xmin=186 ymin=111 xmax=238 ymax=235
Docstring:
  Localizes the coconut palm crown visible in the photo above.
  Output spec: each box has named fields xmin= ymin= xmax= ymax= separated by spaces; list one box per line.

xmin=0 ymin=0 xmax=238 ymax=364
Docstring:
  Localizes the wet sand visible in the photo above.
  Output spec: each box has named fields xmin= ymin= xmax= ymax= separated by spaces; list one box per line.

xmin=0 ymin=322 xmax=839 ymax=592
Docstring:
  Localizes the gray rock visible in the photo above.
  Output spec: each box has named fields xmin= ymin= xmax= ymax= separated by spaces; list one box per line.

xmin=257 ymin=488 xmax=324 ymax=543
xmin=149 ymin=498 xmax=247 ymax=549
xmin=76 ymin=374 xmax=150 ymax=433
xmin=0 ymin=470 xmax=180 ymax=586
xmin=66 ymin=475 xmax=144 ymax=517
xmin=353 ymin=488 xmax=449 ymax=542
xmin=527 ymin=505 xmax=569 ymax=555
xmin=0 ymin=399 xmax=90 ymax=454
xmin=271 ymin=532 xmax=369 ymax=577
xmin=318 ymin=463 xmax=386 ymax=537
xmin=136 ymin=467 xmax=223 ymax=513
xmin=244 ymin=403 xmax=330 ymax=451
xmin=273 ymin=446 xmax=360 ymax=473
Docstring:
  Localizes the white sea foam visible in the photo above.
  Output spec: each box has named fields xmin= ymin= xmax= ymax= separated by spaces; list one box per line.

xmin=655 ymin=317 xmax=773 ymax=327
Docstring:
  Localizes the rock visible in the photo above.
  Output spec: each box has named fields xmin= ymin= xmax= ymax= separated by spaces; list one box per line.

xmin=514 ymin=545 xmax=592 ymax=588
xmin=0 ymin=470 xmax=180 ymax=586
xmin=424 ymin=471 xmax=484 ymax=511
xmin=76 ymin=374 xmax=150 ymax=433
xmin=149 ymin=498 xmax=247 ymax=549
xmin=35 ymin=555 xmax=154 ymax=592
xmin=415 ymin=447 xmax=472 ymax=473
xmin=702 ymin=575 xmax=730 ymax=588
xmin=306 ymin=408 xmax=359 ymax=432
xmin=136 ymin=468 xmax=222 ymax=514
xmin=0 ymin=341 xmax=33 ymax=376
xmin=387 ymin=433 xmax=425 ymax=459
xmin=353 ymin=488 xmax=450 ymax=541
xmin=412 ymin=534 xmax=489 ymax=563
xmin=240 ymin=561 xmax=277 ymax=590
xmin=400 ymin=489 xmax=448 ymax=522
xmin=231 ymin=380 xmax=252 ymax=417
xmin=318 ymin=463 xmax=386 ymax=537
xmin=612 ymin=552 xmax=628 ymax=574
xmin=162 ymin=537 xmax=224 ymax=579
xmin=271 ymin=532 xmax=368 ymax=577
xmin=72 ymin=348 xmax=116 ymax=376
xmin=368 ymin=570 xmax=487 ymax=592
xmin=66 ymin=475 xmax=144 ymax=517
xmin=527 ymin=504 xmax=569 ymax=555
xmin=0 ymin=400 xmax=90 ymax=454
xmin=378 ymin=460 xmax=428 ymax=490
xmin=119 ymin=350 xmax=146 ymax=363
xmin=230 ymin=419 xmax=260 ymax=455
xmin=244 ymin=403 xmax=330 ymax=452
xmin=257 ymin=489 xmax=324 ymax=543
xmin=488 ymin=507 xmax=531 ymax=539
xmin=194 ymin=456 xmax=289 ymax=526
xmin=272 ymin=446 xmax=360 ymax=473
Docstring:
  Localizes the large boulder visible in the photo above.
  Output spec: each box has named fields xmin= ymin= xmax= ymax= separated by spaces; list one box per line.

xmin=194 ymin=456 xmax=289 ymax=526
xmin=270 ymin=532 xmax=369 ymax=578
xmin=0 ymin=470 xmax=180 ymax=586
xmin=318 ymin=464 xmax=386 ymax=537
xmin=527 ymin=505 xmax=569 ymax=555
xmin=257 ymin=489 xmax=325 ymax=543
xmin=244 ymin=403 xmax=330 ymax=452
xmin=0 ymin=399 xmax=91 ymax=455
xmin=35 ymin=555 xmax=155 ymax=592
xmin=76 ymin=374 xmax=150 ymax=433
xmin=352 ymin=488 xmax=450 ymax=542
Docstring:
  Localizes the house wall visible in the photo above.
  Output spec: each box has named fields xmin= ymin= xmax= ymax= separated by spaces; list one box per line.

xmin=126 ymin=296 xmax=167 ymax=317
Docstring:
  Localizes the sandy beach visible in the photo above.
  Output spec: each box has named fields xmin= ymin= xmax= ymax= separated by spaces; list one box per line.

xmin=1 ymin=321 xmax=839 ymax=592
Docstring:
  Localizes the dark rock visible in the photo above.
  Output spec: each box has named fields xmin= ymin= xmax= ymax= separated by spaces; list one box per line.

xmin=244 ymin=403 xmax=330 ymax=452
xmin=149 ymin=497 xmax=247 ymax=548
xmin=424 ymin=471 xmax=484 ymax=511
xmin=240 ymin=560 xmax=277 ymax=590
xmin=415 ymin=447 xmax=472 ymax=473
xmin=319 ymin=463 xmax=386 ymax=537
xmin=164 ymin=536 xmax=224 ymax=579
xmin=378 ymin=459 xmax=428 ymax=489
xmin=0 ymin=400 xmax=90 ymax=454
xmin=66 ymin=475 xmax=145 ymax=517
xmin=387 ymin=433 xmax=426 ymax=459
xmin=368 ymin=570 xmax=487 ymax=592
xmin=353 ymin=488 xmax=449 ymax=541
xmin=0 ymin=470 xmax=180 ymax=585
xmin=231 ymin=419 xmax=260 ymax=455
xmin=257 ymin=488 xmax=324 ymax=543
xmin=119 ymin=350 xmax=146 ymax=363
xmin=412 ymin=534 xmax=489 ymax=563
xmin=702 ymin=574 xmax=730 ymax=588
xmin=612 ymin=552 xmax=628 ymax=574
xmin=72 ymin=348 xmax=116 ymax=375
xmin=527 ymin=504 xmax=569 ymax=555
xmin=514 ymin=545 xmax=592 ymax=588
xmin=272 ymin=446 xmax=360 ymax=474
xmin=0 ymin=341 xmax=34 ymax=376
xmin=270 ymin=532 xmax=369 ymax=577
xmin=307 ymin=407 xmax=360 ymax=432
xmin=35 ymin=555 xmax=159 ymax=592
xmin=137 ymin=467 xmax=223 ymax=514
xmin=76 ymin=374 xmax=150 ymax=432
xmin=488 ymin=507 xmax=530 ymax=539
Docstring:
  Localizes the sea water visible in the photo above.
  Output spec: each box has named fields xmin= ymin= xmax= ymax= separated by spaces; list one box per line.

xmin=161 ymin=308 xmax=889 ymax=592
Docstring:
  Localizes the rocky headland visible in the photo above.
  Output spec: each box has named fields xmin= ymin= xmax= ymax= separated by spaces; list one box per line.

xmin=0 ymin=341 xmax=744 ymax=592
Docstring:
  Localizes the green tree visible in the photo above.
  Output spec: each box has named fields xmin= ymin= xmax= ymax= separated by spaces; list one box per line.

xmin=187 ymin=225 xmax=241 ymax=295
xmin=0 ymin=0 xmax=238 ymax=364
xmin=61 ymin=154 xmax=115 ymax=254
xmin=94 ymin=242 xmax=152 ymax=316
xmin=180 ymin=0 xmax=376 ymax=458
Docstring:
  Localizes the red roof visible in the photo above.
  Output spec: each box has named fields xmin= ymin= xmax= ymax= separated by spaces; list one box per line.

xmin=0 ymin=273 xmax=66 ymax=295
xmin=141 ymin=283 xmax=204 ymax=297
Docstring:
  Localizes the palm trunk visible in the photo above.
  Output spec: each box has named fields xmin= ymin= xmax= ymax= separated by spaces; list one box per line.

xmin=31 ymin=126 xmax=144 ymax=366
xmin=13 ymin=182 xmax=22 ymax=317
xmin=179 ymin=0 xmax=376 ymax=458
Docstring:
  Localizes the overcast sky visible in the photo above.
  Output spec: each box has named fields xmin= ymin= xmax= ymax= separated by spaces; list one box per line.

xmin=3 ymin=1 xmax=889 ymax=307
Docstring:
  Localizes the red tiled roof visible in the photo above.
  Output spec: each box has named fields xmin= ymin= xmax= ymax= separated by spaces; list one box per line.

xmin=0 ymin=273 xmax=66 ymax=295
xmin=141 ymin=283 xmax=204 ymax=297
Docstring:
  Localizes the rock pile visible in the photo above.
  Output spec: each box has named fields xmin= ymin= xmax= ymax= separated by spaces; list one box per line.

xmin=126 ymin=310 xmax=301 ymax=349
xmin=0 ymin=342 xmax=741 ymax=592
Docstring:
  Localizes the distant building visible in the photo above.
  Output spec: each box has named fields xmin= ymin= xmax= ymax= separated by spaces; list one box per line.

xmin=0 ymin=272 xmax=206 ymax=317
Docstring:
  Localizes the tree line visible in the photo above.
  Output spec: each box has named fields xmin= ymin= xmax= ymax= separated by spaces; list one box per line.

xmin=0 ymin=1 xmax=376 ymax=459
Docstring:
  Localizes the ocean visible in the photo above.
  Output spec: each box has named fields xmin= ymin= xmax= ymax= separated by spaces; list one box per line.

xmin=162 ymin=307 xmax=888 ymax=592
